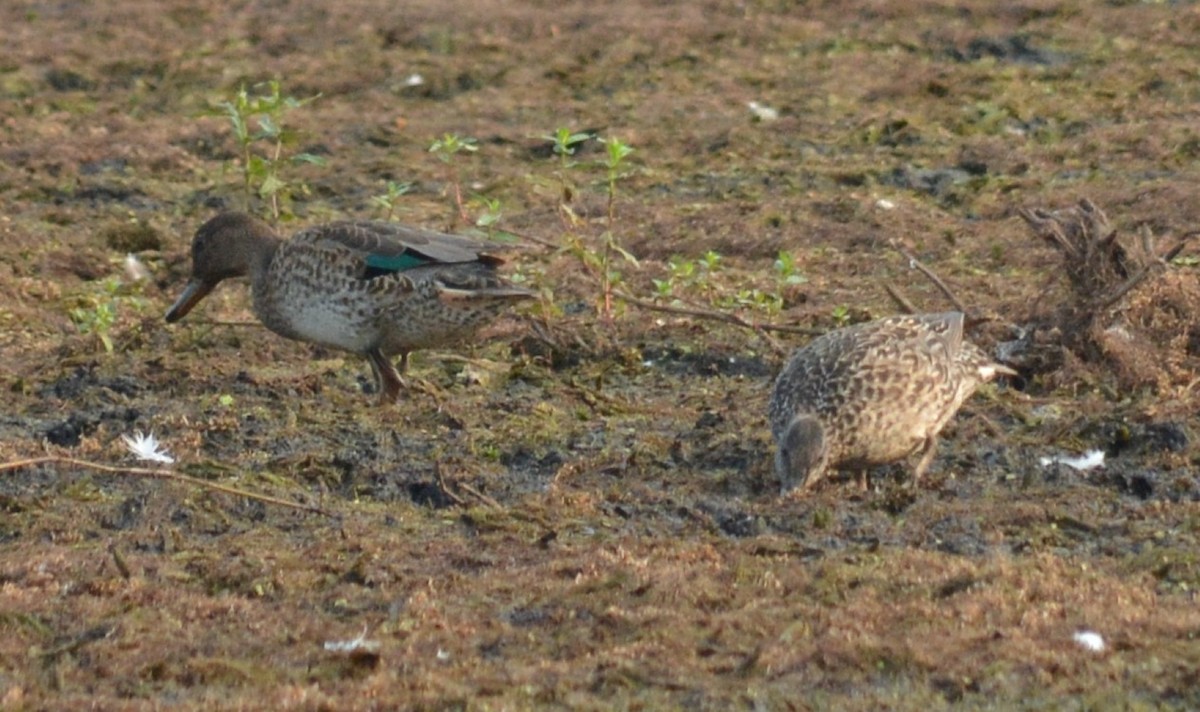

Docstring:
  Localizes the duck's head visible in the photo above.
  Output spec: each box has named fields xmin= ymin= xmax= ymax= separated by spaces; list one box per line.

xmin=165 ymin=213 xmax=279 ymax=323
xmin=776 ymin=413 xmax=829 ymax=496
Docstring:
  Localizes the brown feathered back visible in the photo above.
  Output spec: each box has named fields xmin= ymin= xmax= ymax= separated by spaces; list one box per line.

xmin=768 ymin=312 xmax=1015 ymax=493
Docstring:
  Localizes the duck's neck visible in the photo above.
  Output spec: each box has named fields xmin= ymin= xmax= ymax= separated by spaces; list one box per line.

xmin=240 ymin=221 xmax=283 ymax=286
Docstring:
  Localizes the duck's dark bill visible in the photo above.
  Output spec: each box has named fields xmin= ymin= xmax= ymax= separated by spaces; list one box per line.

xmin=165 ymin=280 xmax=215 ymax=322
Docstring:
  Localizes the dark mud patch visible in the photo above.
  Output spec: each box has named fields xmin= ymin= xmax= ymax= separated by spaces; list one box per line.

xmin=40 ymin=365 xmax=144 ymax=401
xmin=640 ymin=345 xmax=771 ymax=379
xmin=946 ymin=34 xmax=1067 ymax=66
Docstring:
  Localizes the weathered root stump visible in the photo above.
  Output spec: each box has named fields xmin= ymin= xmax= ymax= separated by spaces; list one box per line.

xmin=1014 ymin=198 xmax=1200 ymax=393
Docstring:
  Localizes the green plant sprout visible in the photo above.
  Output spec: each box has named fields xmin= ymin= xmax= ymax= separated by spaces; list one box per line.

xmin=544 ymin=128 xmax=594 ymax=227
xmin=773 ymin=250 xmax=808 ymax=286
xmin=657 ymin=252 xmax=720 ymax=306
xmin=538 ymin=127 xmax=637 ymax=318
xmin=652 ymin=249 xmax=804 ymax=319
xmin=428 ymin=133 xmax=478 ymax=223
xmin=831 ymin=305 xmax=852 ymax=326
xmin=70 ymin=297 xmax=116 ymax=353
xmin=597 ymin=136 xmax=638 ymax=317
xmin=369 ymin=180 xmax=414 ymax=221
xmin=68 ymin=276 xmax=146 ymax=353
xmin=549 ymin=128 xmax=593 ymax=161
xmin=469 ymin=195 xmax=506 ymax=239
xmin=217 ymin=80 xmax=325 ymax=221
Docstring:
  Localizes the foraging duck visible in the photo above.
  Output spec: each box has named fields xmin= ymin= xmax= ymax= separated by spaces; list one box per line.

xmin=165 ymin=212 xmax=535 ymax=403
xmin=768 ymin=312 xmax=1016 ymax=494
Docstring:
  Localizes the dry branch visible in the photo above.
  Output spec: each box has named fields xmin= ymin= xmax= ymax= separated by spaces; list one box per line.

xmin=888 ymin=241 xmax=968 ymax=313
xmin=0 ymin=456 xmax=335 ymax=517
xmin=615 ymin=290 xmax=825 ymax=355
xmin=883 ymin=282 xmax=919 ymax=314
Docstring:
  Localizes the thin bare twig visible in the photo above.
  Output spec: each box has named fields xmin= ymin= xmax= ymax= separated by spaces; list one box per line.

xmin=1162 ymin=230 xmax=1200 ymax=263
xmin=618 ymin=291 xmax=787 ymax=348
xmin=500 ymin=228 xmax=561 ymax=250
xmin=615 ymin=290 xmax=822 ymax=355
xmin=1089 ymin=229 xmax=1200 ymax=310
xmin=1091 ymin=262 xmax=1162 ymax=311
xmin=188 ymin=319 xmax=261 ymax=328
xmin=433 ymin=462 xmax=501 ymax=509
xmin=889 ymin=241 xmax=967 ymax=313
xmin=0 ymin=456 xmax=334 ymax=517
xmin=457 ymin=481 xmax=502 ymax=509
xmin=883 ymin=282 xmax=918 ymax=314
xmin=433 ymin=461 xmax=467 ymax=507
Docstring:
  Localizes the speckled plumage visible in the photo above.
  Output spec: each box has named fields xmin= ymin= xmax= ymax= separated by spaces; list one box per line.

xmin=768 ymin=312 xmax=1016 ymax=494
xmin=165 ymin=212 xmax=535 ymax=403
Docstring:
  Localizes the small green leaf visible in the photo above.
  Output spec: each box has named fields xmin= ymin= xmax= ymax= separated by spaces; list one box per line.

xmin=291 ymin=153 xmax=327 ymax=165
xmin=610 ymin=244 xmax=640 ymax=266
xmin=259 ymin=174 xmax=284 ymax=197
xmin=488 ymin=230 xmax=520 ymax=245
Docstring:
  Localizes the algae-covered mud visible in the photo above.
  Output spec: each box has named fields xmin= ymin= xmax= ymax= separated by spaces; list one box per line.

xmin=1 ymin=1 xmax=1198 ymax=708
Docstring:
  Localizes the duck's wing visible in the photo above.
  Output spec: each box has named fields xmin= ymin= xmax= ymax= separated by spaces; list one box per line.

xmin=293 ymin=221 xmax=505 ymax=275
xmin=912 ymin=312 xmax=964 ymax=352
xmin=813 ymin=312 xmax=964 ymax=384
xmin=836 ymin=312 xmax=964 ymax=355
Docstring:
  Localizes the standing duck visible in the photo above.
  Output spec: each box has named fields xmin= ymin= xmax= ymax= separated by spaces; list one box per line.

xmin=165 ymin=212 xmax=535 ymax=403
xmin=768 ymin=312 xmax=1016 ymax=494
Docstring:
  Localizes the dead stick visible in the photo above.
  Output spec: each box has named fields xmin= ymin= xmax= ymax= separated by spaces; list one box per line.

xmin=189 ymin=319 xmax=261 ymax=328
xmin=615 ymin=290 xmax=821 ymax=346
xmin=889 ymin=242 xmax=967 ymax=313
xmin=883 ymin=282 xmax=918 ymax=314
xmin=1092 ymin=262 xmax=1162 ymax=311
xmin=499 ymin=228 xmax=561 ymax=251
xmin=457 ymin=480 xmax=503 ymax=509
xmin=620 ymin=291 xmax=786 ymax=352
xmin=433 ymin=462 xmax=468 ymax=507
xmin=1162 ymin=230 xmax=1200 ymax=263
xmin=1090 ymin=228 xmax=1200 ymax=310
xmin=0 ymin=456 xmax=334 ymax=517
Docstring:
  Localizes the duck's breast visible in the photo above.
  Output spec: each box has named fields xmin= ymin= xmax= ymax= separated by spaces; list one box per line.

xmin=252 ymin=243 xmax=384 ymax=354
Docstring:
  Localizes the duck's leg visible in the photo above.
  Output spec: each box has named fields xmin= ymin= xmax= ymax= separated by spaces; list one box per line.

xmin=910 ymin=436 xmax=939 ymax=487
xmin=857 ymin=470 xmax=871 ymax=492
xmin=379 ymin=348 xmax=445 ymax=405
xmin=367 ymin=347 xmax=405 ymax=404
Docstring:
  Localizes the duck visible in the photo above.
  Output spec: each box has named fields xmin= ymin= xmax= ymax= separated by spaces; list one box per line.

xmin=768 ymin=311 xmax=1017 ymax=494
xmin=165 ymin=212 xmax=535 ymax=404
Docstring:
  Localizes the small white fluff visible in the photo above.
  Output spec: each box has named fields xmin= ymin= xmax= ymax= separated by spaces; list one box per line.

xmin=876 ymin=198 xmax=896 ymax=210
xmin=1039 ymin=450 xmax=1105 ymax=472
xmin=1073 ymin=630 xmax=1105 ymax=653
xmin=404 ymin=73 xmax=424 ymax=87
xmin=324 ymin=627 xmax=381 ymax=654
xmin=747 ymin=101 xmax=779 ymax=122
xmin=121 ymin=431 xmax=175 ymax=464
xmin=123 ymin=254 xmax=151 ymax=282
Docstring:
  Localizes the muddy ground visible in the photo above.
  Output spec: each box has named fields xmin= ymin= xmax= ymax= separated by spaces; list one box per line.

xmin=2 ymin=0 xmax=1200 ymax=709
